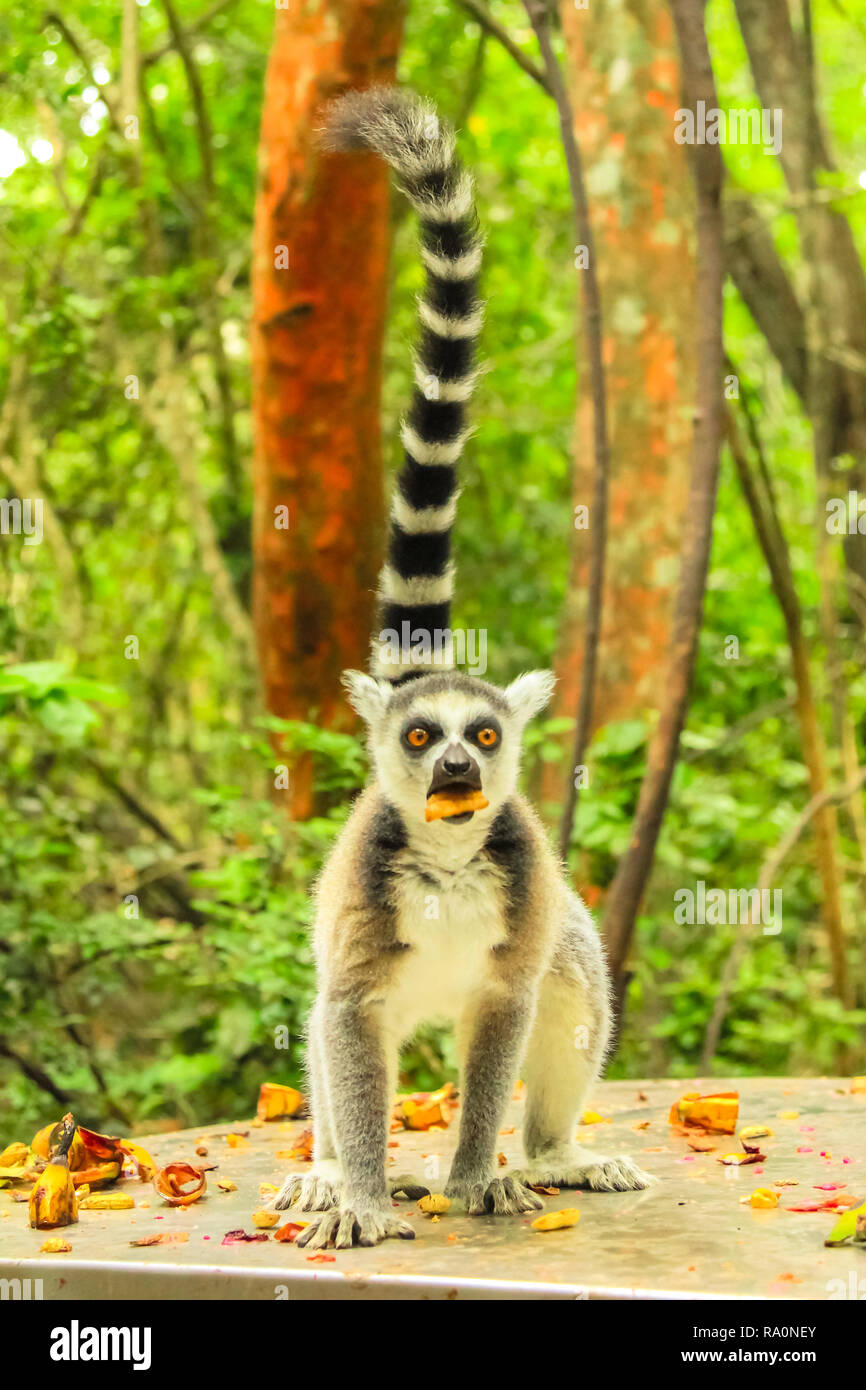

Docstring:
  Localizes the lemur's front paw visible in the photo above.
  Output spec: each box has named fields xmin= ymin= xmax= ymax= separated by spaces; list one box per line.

xmin=296 ymin=1204 xmax=416 ymax=1250
xmin=515 ymin=1152 xmax=655 ymax=1193
xmin=271 ymin=1171 xmax=341 ymax=1213
xmin=446 ymin=1174 xmax=544 ymax=1216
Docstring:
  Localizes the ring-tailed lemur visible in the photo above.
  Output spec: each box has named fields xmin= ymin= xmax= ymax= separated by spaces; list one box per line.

xmin=272 ymin=88 xmax=652 ymax=1250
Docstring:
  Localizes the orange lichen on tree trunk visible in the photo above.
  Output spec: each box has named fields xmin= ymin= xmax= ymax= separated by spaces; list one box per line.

xmin=542 ymin=0 xmax=696 ymax=812
xmin=251 ymin=0 xmax=406 ymax=816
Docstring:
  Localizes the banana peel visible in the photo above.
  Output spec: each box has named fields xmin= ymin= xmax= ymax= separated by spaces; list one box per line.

xmin=32 ymin=1120 xmax=118 ymax=1170
xmin=77 ymin=1126 xmax=127 ymax=1165
xmin=71 ymin=1162 xmax=121 ymax=1189
xmin=31 ymin=1123 xmax=59 ymax=1160
xmin=0 ymin=1164 xmax=40 ymax=1182
xmin=29 ymin=1113 xmax=78 ymax=1230
xmin=118 ymin=1141 xmax=157 ymax=1182
xmin=32 ymin=1120 xmax=87 ymax=1171
xmin=32 ymin=1118 xmax=156 ymax=1180
xmin=78 ymin=1192 xmax=135 ymax=1211
xmin=0 ymin=1141 xmax=29 ymax=1168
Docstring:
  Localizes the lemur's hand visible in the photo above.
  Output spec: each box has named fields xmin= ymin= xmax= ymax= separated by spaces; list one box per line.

xmin=444 ymin=1173 xmax=544 ymax=1216
xmin=296 ymin=1204 xmax=415 ymax=1250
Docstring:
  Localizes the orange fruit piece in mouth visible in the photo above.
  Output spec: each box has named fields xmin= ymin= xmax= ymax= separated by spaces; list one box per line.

xmin=424 ymin=790 xmax=490 ymax=823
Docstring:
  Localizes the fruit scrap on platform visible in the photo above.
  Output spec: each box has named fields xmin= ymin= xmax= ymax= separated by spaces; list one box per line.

xmin=394 ymin=1082 xmax=458 ymax=1131
xmin=256 ymin=1083 xmax=307 ymax=1121
xmin=153 ymin=1162 xmax=207 ymax=1207
xmin=669 ymin=1092 xmax=738 ymax=1134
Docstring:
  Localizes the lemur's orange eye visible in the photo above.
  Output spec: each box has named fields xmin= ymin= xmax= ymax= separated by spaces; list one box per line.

xmin=477 ymin=727 xmax=499 ymax=747
xmin=407 ymin=728 xmax=429 ymax=748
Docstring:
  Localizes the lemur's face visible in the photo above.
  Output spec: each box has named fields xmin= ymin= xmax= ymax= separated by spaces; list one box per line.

xmin=343 ymin=670 xmax=555 ymax=833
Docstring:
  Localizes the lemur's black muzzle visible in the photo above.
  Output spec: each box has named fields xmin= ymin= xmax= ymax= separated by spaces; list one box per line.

xmin=428 ymin=742 xmax=482 ymax=796
xmin=426 ymin=742 xmax=484 ymax=824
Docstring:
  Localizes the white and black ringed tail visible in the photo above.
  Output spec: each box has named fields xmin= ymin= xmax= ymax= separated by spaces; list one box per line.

xmin=322 ymin=88 xmax=483 ymax=682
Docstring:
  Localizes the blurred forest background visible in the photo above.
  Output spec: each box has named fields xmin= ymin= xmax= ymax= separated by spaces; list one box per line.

xmin=1 ymin=0 xmax=865 ymax=1139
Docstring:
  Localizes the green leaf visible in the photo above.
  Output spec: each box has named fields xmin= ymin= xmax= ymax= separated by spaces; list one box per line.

xmin=1 ymin=661 xmax=68 ymax=698
xmin=35 ymin=696 xmax=99 ymax=743
xmin=594 ymin=720 xmax=648 ymax=757
xmin=59 ymin=678 xmax=127 ymax=707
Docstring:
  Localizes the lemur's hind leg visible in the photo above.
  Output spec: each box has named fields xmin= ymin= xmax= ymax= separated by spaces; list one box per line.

xmin=514 ymin=951 xmax=654 ymax=1194
xmin=272 ymin=1010 xmax=429 ymax=1215
xmin=272 ymin=1002 xmax=343 ymax=1213
xmin=444 ymin=993 xmax=544 ymax=1215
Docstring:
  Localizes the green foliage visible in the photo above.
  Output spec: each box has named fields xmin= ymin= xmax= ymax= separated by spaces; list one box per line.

xmin=1 ymin=0 xmax=865 ymax=1140
xmin=0 ymin=660 xmax=127 ymax=742
xmin=0 ymin=688 xmax=340 ymax=1137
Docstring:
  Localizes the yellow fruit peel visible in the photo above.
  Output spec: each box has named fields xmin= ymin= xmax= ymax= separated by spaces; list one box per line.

xmin=78 ymin=1192 xmax=135 ymax=1210
xmin=748 ymin=1188 xmax=779 ymax=1209
xmin=418 ymin=1194 xmax=450 ymax=1214
xmin=532 ymin=1208 xmax=580 ymax=1232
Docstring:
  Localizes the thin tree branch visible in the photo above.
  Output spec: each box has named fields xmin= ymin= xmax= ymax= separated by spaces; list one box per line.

xmin=160 ymin=0 xmax=215 ymax=199
xmin=725 ymin=196 xmax=810 ymax=409
xmin=138 ymin=76 xmax=205 ymax=220
xmin=453 ymin=0 xmax=553 ymax=94
xmin=681 ymin=695 xmax=795 ymax=762
xmin=767 ymin=769 xmax=866 ymax=880
xmin=157 ymin=0 xmax=243 ymax=500
xmin=0 ymin=1037 xmax=74 ymax=1107
xmin=142 ymin=0 xmax=240 ymax=69
xmin=63 ymin=1022 xmax=133 ymax=1128
xmin=142 ymin=337 xmax=257 ymax=685
xmin=49 ymin=152 xmax=110 ymax=286
xmin=455 ymin=29 xmax=488 ymax=130
xmin=723 ymin=403 xmax=851 ymax=1010
xmin=82 ymin=753 xmax=184 ymax=850
xmin=63 ymin=935 xmax=187 ymax=978
xmin=43 ymin=11 xmax=122 ymax=133
xmin=0 ymin=365 xmax=85 ymax=641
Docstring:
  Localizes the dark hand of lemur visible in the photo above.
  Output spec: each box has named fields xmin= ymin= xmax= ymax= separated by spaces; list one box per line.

xmin=270 ymin=87 xmax=653 ymax=1251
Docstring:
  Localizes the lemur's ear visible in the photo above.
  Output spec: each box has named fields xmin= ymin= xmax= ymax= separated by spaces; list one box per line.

xmin=504 ymin=670 xmax=556 ymax=724
xmin=342 ymin=670 xmax=394 ymax=724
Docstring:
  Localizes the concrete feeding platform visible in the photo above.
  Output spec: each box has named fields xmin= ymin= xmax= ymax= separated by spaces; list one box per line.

xmin=2 ymin=1077 xmax=863 ymax=1300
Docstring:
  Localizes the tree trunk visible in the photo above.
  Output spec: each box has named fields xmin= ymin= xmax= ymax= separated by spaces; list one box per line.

xmin=522 ymin=0 xmax=611 ymax=863
xmin=542 ymin=0 xmax=696 ymax=818
xmin=603 ymin=0 xmax=725 ymax=1010
xmin=251 ymin=0 xmax=405 ymax=816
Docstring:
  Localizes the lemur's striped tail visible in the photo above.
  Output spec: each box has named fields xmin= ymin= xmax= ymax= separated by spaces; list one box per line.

xmin=323 ymin=88 xmax=483 ymax=682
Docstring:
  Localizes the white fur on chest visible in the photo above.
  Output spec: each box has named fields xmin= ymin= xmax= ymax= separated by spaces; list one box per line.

xmin=384 ymin=852 xmax=508 ymax=1039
